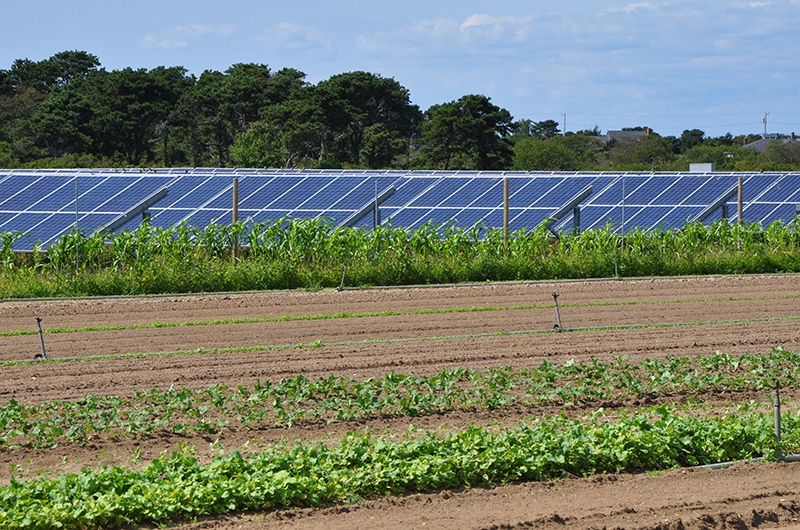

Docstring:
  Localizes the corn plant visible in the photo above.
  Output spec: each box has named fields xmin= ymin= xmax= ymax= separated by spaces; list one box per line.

xmin=3 ymin=217 xmax=800 ymax=297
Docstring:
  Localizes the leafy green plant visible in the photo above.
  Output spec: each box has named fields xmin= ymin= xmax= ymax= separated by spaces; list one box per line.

xmin=2 ymin=348 xmax=799 ymax=449
xmin=0 ymin=406 xmax=796 ymax=529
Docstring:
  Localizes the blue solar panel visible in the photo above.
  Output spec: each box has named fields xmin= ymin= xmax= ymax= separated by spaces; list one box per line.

xmin=242 ymin=176 xmax=304 ymax=210
xmin=264 ymin=177 xmax=332 ymax=210
xmin=770 ymin=203 xmax=800 ymax=223
xmin=250 ymin=210 xmax=293 ymax=223
xmin=626 ymin=206 xmax=675 ymax=229
xmin=755 ymin=175 xmax=800 ymax=203
xmin=2 ymin=212 xmax=52 ymax=235
xmin=410 ymin=178 xmax=472 ymax=206
xmin=164 ymin=176 xmax=228 ymax=208
xmin=182 ymin=209 xmax=230 ymax=229
xmin=439 ymin=178 xmax=495 ymax=207
xmin=75 ymin=176 xmax=138 ymax=211
xmin=509 ymin=209 xmax=551 ymax=229
xmin=387 ymin=208 xmax=431 ymax=227
xmin=452 ymin=209 xmax=494 ymax=227
xmin=384 ymin=178 xmax=438 ymax=207
xmin=467 ymin=180 xmax=505 ymax=207
xmin=305 ymin=176 xmax=368 ymax=209
xmin=329 ymin=177 xmax=389 ymax=210
xmin=5 ymin=169 xmax=800 ymax=251
xmin=626 ymin=177 xmax=679 ymax=205
xmin=99 ymin=177 xmax=170 ymax=212
xmin=541 ymin=177 xmax=596 ymax=206
xmin=512 ymin=179 xmax=560 ymax=206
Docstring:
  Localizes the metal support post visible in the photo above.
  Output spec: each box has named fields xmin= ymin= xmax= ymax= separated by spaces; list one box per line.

xmin=503 ymin=178 xmax=509 ymax=244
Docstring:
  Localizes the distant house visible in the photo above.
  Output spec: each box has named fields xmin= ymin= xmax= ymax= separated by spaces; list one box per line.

xmin=602 ymin=128 xmax=651 ymax=144
xmin=744 ymin=133 xmax=797 ymax=153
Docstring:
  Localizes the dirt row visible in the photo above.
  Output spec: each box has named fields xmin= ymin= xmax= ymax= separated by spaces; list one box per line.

xmin=2 ymin=274 xmax=800 ymax=529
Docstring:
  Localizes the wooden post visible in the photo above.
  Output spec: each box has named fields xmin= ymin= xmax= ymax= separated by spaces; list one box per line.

xmin=737 ymin=176 xmax=743 ymax=223
xmin=503 ymin=178 xmax=509 ymax=244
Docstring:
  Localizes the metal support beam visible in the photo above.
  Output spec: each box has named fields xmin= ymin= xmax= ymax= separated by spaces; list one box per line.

xmin=540 ymin=185 xmax=593 ymax=235
xmin=338 ymin=185 xmax=395 ymax=229
xmin=691 ymin=184 xmax=738 ymax=223
xmin=99 ymin=187 xmax=168 ymax=235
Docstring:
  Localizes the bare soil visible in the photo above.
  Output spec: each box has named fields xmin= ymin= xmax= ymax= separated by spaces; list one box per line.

xmin=2 ymin=274 xmax=800 ymax=529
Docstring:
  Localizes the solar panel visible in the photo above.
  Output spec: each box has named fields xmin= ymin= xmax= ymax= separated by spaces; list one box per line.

xmin=3 ymin=169 xmax=800 ymax=250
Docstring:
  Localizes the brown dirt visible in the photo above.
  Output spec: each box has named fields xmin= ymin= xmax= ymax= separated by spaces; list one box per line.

xmin=2 ymin=274 xmax=800 ymax=529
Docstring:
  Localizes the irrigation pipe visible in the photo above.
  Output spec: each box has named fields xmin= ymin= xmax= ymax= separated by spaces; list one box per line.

xmin=5 ymin=315 xmax=798 ymax=365
xmin=697 ymin=453 xmax=800 ymax=471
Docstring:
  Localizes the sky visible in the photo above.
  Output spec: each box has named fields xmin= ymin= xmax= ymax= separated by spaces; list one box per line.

xmin=2 ymin=1 xmax=799 ymax=138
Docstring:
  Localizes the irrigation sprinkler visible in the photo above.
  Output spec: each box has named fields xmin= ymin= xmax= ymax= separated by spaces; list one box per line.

xmin=775 ymin=379 xmax=782 ymax=458
xmin=552 ymin=293 xmax=563 ymax=331
xmin=34 ymin=317 xmax=47 ymax=361
xmin=337 ymin=265 xmax=348 ymax=291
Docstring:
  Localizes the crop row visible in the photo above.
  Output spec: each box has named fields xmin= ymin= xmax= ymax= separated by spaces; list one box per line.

xmin=3 ymin=217 xmax=800 ymax=297
xmin=1 ymin=405 xmax=797 ymax=529
xmin=2 ymin=293 xmax=797 ymax=339
xmin=2 ymin=348 xmax=797 ymax=449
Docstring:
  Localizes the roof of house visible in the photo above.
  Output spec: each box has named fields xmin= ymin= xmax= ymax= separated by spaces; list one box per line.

xmin=743 ymin=136 xmax=797 ymax=153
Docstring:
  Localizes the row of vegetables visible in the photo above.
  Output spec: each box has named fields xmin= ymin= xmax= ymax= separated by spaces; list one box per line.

xmin=1 ymin=405 xmax=796 ymax=529
xmin=1 ymin=349 xmax=797 ymax=449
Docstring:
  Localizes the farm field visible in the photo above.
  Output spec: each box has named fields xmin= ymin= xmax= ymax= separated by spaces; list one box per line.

xmin=2 ymin=274 xmax=800 ymax=529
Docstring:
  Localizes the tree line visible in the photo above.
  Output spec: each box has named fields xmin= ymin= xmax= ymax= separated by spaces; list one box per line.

xmin=1 ymin=51 xmax=798 ymax=171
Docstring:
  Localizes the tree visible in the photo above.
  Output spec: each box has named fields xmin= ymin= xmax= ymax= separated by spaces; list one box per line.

xmin=315 ymin=71 xmax=420 ymax=167
xmin=28 ymin=81 xmax=94 ymax=157
xmin=677 ymin=129 xmax=705 ymax=153
xmin=513 ymin=138 xmax=575 ymax=171
xmin=185 ymin=65 xmax=308 ymax=167
xmin=678 ymin=143 xmax=756 ymax=170
xmin=762 ymin=141 xmax=800 ymax=167
xmin=513 ymin=134 xmax=602 ymax=171
xmin=414 ymin=94 xmax=514 ymax=170
xmin=230 ymin=83 xmax=328 ymax=169
xmin=0 ymin=85 xmax=48 ymax=161
xmin=83 ymin=66 xmax=193 ymax=164
xmin=606 ymin=134 xmax=673 ymax=170
xmin=187 ymin=69 xmax=233 ymax=166
xmin=8 ymin=51 xmax=99 ymax=93
xmin=511 ymin=119 xmax=561 ymax=141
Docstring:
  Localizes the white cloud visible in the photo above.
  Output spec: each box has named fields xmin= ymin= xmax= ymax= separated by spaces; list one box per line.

xmin=258 ymin=22 xmax=330 ymax=52
xmin=411 ymin=17 xmax=460 ymax=39
xmin=141 ymin=24 xmax=234 ymax=49
xmin=731 ymin=1 xmax=771 ymax=7
xmin=604 ymin=2 xmax=662 ymax=14
xmin=458 ymin=13 xmax=533 ymax=41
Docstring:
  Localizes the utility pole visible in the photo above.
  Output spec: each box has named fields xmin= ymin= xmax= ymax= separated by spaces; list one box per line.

xmin=562 ymin=113 xmax=567 ymax=135
xmin=763 ymin=112 xmax=769 ymax=138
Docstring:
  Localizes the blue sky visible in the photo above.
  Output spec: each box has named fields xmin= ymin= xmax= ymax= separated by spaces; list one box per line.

xmin=2 ymin=1 xmax=799 ymax=138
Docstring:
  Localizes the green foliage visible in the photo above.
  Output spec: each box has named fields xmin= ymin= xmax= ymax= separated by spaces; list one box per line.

xmin=2 ymin=348 xmax=798 ymax=449
xmin=0 ymin=404 xmax=794 ymax=529
xmin=3 ymin=218 xmax=800 ymax=296
xmin=3 ymin=51 xmax=799 ymax=169
xmin=413 ymin=94 xmax=514 ymax=170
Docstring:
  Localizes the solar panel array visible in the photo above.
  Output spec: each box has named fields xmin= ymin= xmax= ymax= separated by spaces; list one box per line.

xmin=1 ymin=168 xmax=800 ymax=250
